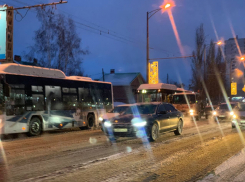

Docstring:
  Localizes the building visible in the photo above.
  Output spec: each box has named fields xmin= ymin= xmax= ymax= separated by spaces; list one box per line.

xmin=13 ymin=55 xmax=40 ymax=66
xmin=224 ymin=35 xmax=245 ymax=96
xmin=99 ymin=69 xmax=145 ymax=104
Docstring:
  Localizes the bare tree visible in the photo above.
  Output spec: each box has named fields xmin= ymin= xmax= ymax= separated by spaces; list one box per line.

xmin=23 ymin=8 xmax=88 ymax=76
xmin=189 ymin=24 xmax=206 ymax=94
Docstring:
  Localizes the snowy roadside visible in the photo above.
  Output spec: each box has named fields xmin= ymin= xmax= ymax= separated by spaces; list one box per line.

xmin=198 ymin=147 xmax=245 ymax=182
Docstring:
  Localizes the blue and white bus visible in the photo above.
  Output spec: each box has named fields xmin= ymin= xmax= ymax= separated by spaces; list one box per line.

xmin=0 ymin=64 xmax=113 ymax=136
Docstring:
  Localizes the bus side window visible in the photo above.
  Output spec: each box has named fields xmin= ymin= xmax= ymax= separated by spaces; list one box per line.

xmin=6 ymin=84 xmax=25 ymax=115
xmin=62 ymin=88 xmax=78 ymax=110
xmin=45 ymin=86 xmax=62 ymax=110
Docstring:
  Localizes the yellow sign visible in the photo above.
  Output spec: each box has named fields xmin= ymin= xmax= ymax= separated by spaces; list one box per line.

xmin=149 ymin=61 xmax=158 ymax=84
xmin=231 ymin=82 xmax=237 ymax=95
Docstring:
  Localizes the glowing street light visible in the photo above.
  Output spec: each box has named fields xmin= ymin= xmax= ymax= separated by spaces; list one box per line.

xmin=146 ymin=0 xmax=175 ymax=83
xmin=240 ymin=56 xmax=245 ymax=61
xmin=217 ymin=41 xmax=223 ymax=45
xmin=165 ymin=3 xmax=171 ymax=9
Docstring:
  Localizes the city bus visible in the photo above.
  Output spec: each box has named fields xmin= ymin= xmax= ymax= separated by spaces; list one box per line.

xmin=0 ymin=63 xmax=113 ymax=136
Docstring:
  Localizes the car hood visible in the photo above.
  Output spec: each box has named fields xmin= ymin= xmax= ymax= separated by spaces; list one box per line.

xmin=102 ymin=113 xmax=120 ymax=120
xmin=110 ymin=114 xmax=152 ymax=124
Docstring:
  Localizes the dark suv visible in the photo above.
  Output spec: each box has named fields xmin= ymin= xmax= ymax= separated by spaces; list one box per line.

xmin=101 ymin=102 xmax=184 ymax=142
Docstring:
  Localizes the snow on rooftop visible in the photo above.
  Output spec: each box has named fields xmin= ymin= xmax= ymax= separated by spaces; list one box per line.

xmin=99 ymin=73 xmax=139 ymax=86
xmin=137 ymin=83 xmax=178 ymax=91
xmin=0 ymin=63 xmax=112 ymax=84
xmin=0 ymin=63 xmax=66 ymax=78
xmin=66 ymin=76 xmax=92 ymax=81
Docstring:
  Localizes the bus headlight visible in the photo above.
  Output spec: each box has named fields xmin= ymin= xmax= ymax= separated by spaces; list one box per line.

xmin=132 ymin=121 xmax=147 ymax=127
xmin=104 ymin=121 xmax=112 ymax=127
xmin=98 ymin=117 xmax=103 ymax=121
xmin=230 ymin=111 xmax=234 ymax=116
xmin=213 ymin=111 xmax=217 ymax=116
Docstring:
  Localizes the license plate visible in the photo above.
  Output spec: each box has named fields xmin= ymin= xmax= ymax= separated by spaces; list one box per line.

xmin=114 ymin=128 xmax=128 ymax=132
xmin=219 ymin=115 xmax=225 ymax=117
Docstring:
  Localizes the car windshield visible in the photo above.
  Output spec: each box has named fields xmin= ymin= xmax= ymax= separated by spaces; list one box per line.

xmin=108 ymin=106 xmax=129 ymax=113
xmin=219 ymin=104 xmax=236 ymax=110
xmin=238 ymin=104 xmax=245 ymax=111
xmin=173 ymin=94 xmax=196 ymax=104
xmin=124 ymin=104 xmax=157 ymax=115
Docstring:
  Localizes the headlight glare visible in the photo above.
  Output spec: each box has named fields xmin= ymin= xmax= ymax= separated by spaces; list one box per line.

xmin=133 ymin=121 xmax=147 ymax=127
xmin=230 ymin=111 xmax=234 ymax=116
xmin=190 ymin=109 xmax=194 ymax=113
xmin=213 ymin=111 xmax=217 ymax=115
xmin=99 ymin=117 xmax=103 ymax=121
xmin=104 ymin=121 xmax=112 ymax=127
xmin=233 ymin=115 xmax=237 ymax=119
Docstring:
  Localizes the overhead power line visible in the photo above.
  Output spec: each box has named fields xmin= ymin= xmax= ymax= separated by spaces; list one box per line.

xmin=149 ymin=55 xmax=194 ymax=60
xmin=4 ymin=0 xmax=183 ymax=57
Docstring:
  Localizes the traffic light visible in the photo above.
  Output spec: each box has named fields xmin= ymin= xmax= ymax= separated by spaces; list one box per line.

xmin=6 ymin=6 xmax=13 ymax=63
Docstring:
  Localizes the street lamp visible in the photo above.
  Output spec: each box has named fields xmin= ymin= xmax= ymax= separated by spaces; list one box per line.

xmin=146 ymin=2 xmax=174 ymax=83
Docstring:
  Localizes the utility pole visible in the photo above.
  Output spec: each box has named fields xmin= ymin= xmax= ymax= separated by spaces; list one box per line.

xmin=0 ymin=1 xmax=67 ymax=64
xmin=203 ymin=46 xmax=206 ymax=83
xmin=146 ymin=12 xmax=149 ymax=84
xmin=102 ymin=68 xmax=105 ymax=81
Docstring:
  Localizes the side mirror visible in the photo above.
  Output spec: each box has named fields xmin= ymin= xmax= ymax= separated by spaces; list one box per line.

xmin=158 ymin=110 xmax=167 ymax=115
xmin=3 ymin=83 xmax=10 ymax=97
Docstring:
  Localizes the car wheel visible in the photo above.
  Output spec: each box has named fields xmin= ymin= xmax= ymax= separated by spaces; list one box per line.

xmin=28 ymin=117 xmax=42 ymax=136
xmin=87 ymin=114 xmax=95 ymax=129
xmin=174 ymin=120 xmax=183 ymax=135
xmin=149 ymin=123 xmax=159 ymax=142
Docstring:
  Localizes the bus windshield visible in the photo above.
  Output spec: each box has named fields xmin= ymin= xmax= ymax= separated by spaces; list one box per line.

xmin=173 ymin=94 xmax=196 ymax=104
xmin=124 ymin=104 xmax=157 ymax=115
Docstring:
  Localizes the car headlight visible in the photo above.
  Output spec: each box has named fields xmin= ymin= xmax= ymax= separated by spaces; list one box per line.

xmin=233 ymin=115 xmax=237 ymax=119
xmin=230 ymin=111 xmax=234 ymax=116
xmin=190 ymin=109 xmax=194 ymax=113
xmin=213 ymin=111 xmax=217 ymax=115
xmin=99 ymin=117 xmax=103 ymax=121
xmin=104 ymin=121 xmax=112 ymax=127
xmin=131 ymin=118 xmax=147 ymax=127
xmin=133 ymin=121 xmax=147 ymax=127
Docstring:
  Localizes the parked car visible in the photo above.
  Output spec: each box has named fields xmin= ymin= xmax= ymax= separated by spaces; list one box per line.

xmin=101 ymin=102 xmax=184 ymax=142
xmin=204 ymin=104 xmax=218 ymax=119
xmin=231 ymin=102 xmax=245 ymax=128
xmin=212 ymin=102 xmax=239 ymax=121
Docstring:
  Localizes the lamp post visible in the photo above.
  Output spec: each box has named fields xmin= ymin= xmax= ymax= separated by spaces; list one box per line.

xmin=146 ymin=3 xmax=173 ymax=83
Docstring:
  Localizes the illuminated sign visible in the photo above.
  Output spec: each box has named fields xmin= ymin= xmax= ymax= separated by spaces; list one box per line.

xmin=0 ymin=6 xmax=7 ymax=60
xmin=231 ymin=82 xmax=237 ymax=95
xmin=149 ymin=61 xmax=158 ymax=84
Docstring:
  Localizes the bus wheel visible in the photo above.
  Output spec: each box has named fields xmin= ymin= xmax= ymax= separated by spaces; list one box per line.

xmin=28 ymin=117 xmax=42 ymax=136
xmin=87 ymin=114 xmax=95 ymax=129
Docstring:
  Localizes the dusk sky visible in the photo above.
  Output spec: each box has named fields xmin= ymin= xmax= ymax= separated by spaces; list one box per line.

xmin=2 ymin=0 xmax=245 ymax=88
